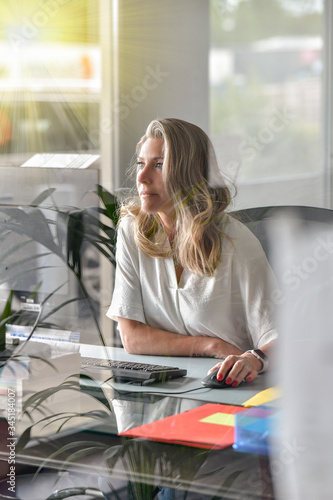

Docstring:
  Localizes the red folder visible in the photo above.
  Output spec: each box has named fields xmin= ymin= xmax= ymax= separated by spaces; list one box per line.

xmin=119 ymin=403 xmax=246 ymax=449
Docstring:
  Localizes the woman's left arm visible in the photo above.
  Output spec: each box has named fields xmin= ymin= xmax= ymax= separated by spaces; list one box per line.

xmin=210 ymin=221 xmax=279 ymax=386
xmin=207 ymin=339 xmax=276 ymax=386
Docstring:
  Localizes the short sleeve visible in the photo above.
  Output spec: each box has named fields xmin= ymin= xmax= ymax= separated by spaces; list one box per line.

xmin=229 ymin=221 xmax=278 ymax=348
xmin=106 ymin=217 xmax=146 ymax=324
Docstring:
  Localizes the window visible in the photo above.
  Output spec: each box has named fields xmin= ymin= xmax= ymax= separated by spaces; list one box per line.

xmin=210 ymin=0 xmax=324 ymax=208
xmin=0 ymin=0 xmax=100 ymax=165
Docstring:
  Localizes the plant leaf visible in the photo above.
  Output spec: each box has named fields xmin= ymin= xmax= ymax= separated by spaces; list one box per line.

xmin=0 ymin=206 xmax=62 ymax=257
xmin=16 ymin=426 xmax=33 ymax=452
xmin=0 ymin=291 xmax=12 ymax=351
xmin=97 ymin=185 xmax=119 ymax=227
xmin=30 ymin=188 xmax=57 ymax=207
xmin=79 ymin=373 xmax=113 ymax=413
xmin=66 ymin=210 xmax=84 ymax=279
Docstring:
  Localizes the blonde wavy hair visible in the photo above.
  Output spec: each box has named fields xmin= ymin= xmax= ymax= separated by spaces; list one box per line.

xmin=121 ymin=118 xmax=232 ymax=276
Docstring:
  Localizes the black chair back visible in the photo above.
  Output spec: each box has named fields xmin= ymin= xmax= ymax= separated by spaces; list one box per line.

xmin=230 ymin=205 xmax=333 ymax=268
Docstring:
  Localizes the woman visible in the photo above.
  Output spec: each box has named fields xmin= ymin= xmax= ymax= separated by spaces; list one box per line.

xmin=107 ymin=118 xmax=277 ymax=386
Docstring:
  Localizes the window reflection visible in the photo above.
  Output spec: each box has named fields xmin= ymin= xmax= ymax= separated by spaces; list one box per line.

xmin=210 ymin=0 xmax=324 ymax=185
xmin=0 ymin=0 xmax=100 ymax=165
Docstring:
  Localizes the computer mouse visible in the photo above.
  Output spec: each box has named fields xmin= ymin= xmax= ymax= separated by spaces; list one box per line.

xmin=201 ymin=368 xmax=234 ymax=389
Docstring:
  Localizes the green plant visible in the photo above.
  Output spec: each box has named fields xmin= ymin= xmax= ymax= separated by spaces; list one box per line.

xmin=0 ymin=185 xmax=119 ymax=348
xmin=0 ymin=291 xmax=13 ymax=352
xmin=0 ymin=184 xmax=119 ymax=446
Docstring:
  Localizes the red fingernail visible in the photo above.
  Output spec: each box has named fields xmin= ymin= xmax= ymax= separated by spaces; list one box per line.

xmin=246 ymin=376 xmax=252 ymax=382
xmin=232 ymin=381 xmax=238 ymax=387
xmin=226 ymin=377 xmax=232 ymax=384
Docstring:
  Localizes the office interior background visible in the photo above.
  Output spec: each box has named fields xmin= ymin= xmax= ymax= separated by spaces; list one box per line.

xmin=0 ymin=0 xmax=330 ymax=342
xmin=0 ymin=0 xmax=329 ymax=205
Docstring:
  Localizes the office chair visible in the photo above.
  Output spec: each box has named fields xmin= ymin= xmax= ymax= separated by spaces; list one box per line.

xmin=0 ymin=473 xmax=129 ymax=500
xmin=230 ymin=205 xmax=333 ymax=268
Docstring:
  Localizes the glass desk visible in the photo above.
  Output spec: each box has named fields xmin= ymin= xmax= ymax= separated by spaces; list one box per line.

xmin=0 ymin=346 xmax=276 ymax=499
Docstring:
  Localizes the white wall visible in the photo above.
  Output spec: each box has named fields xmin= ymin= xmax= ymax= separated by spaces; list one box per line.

xmin=110 ymin=0 xmax=210 ymax=189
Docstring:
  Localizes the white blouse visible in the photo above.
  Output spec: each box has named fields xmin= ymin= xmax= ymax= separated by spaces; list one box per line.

xmin=107 ymin=214 xmax=278 ymax=351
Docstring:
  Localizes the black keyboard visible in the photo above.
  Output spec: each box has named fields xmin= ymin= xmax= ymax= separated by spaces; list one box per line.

xmin=81 ymin=357 xmax=187 ymax=384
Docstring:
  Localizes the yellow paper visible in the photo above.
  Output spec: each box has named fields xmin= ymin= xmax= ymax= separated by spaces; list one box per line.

xmin=199 ymin=412 xmax=235 ymax=426
xmin=242 ymin=386 xmax=281 ymax=407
